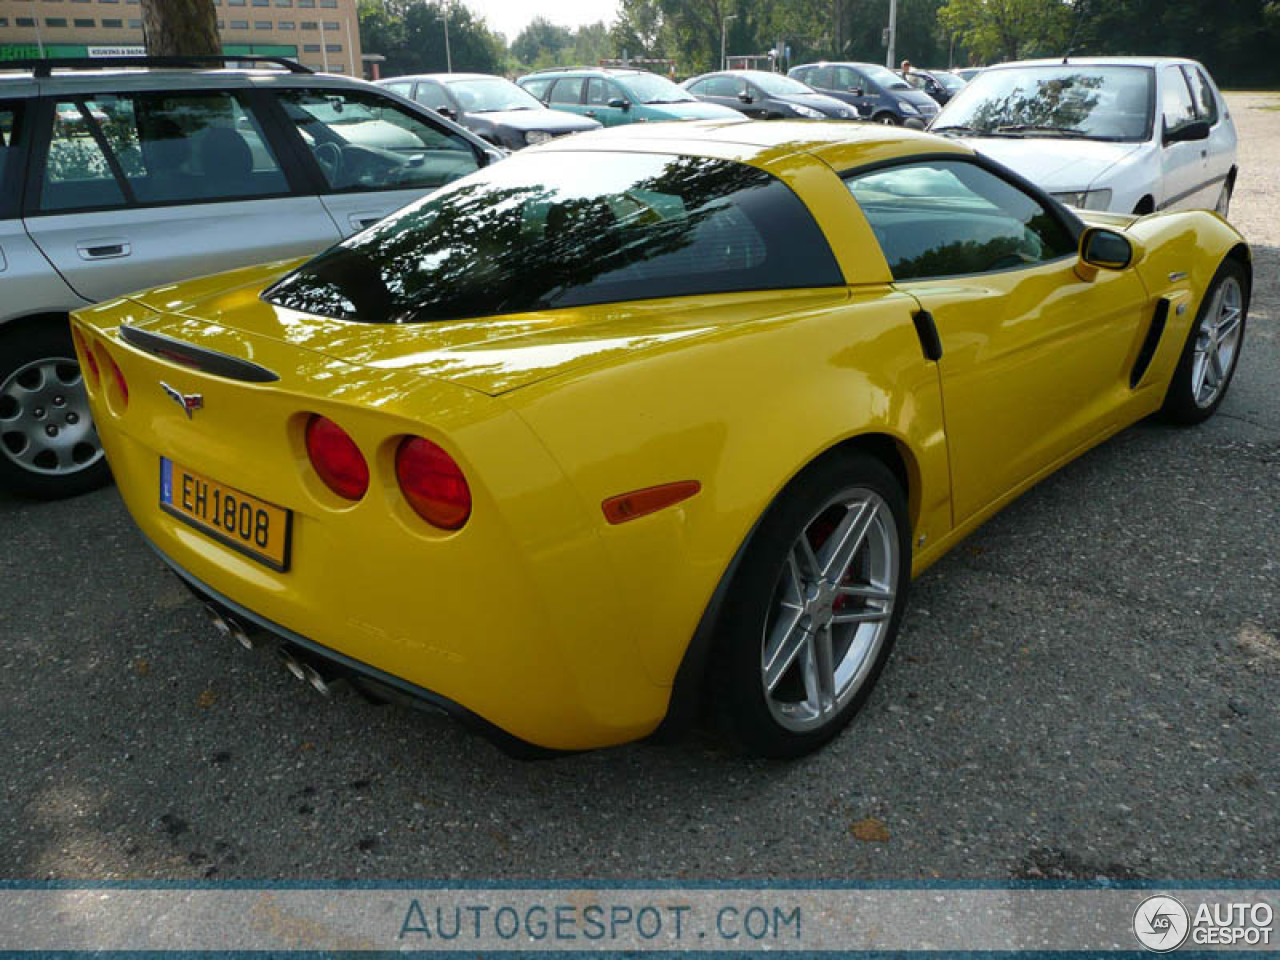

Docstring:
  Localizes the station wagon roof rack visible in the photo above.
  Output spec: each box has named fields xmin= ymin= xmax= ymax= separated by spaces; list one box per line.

xmin=525 ymin=65 xmax=607 ymax=74
xmin=2 ymin=55 xmax=313 ymax=78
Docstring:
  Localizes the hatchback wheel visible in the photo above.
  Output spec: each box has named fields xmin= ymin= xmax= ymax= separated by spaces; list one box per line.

xmin=873 ymin=113 xmax=899 ymax=125
xmin=1161 ymin=259 xmax=1248 ymax=424
xmin=711 ymin=452 xmax=910 ymax=758
xmin=0 ymin=322 xmax=110 ymax=499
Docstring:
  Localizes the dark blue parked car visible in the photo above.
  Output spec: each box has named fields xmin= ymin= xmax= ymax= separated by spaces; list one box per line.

xmin=788 ymin=61 xmax=939 ymax=128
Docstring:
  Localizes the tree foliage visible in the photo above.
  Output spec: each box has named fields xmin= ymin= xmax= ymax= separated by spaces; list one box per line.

xmin=361 ymin=0 xmax=1280 ymax=87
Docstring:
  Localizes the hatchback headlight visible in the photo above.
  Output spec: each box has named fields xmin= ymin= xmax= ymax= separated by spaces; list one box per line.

xmin=792 ymin=104 xmax=824 ymax=118
xmin=1051 ymin=189 xmax=1113 ymax=211
xmin=524 ymin=130 xmax=554 ymax=146
xmin=899 ymin=101 xmax=919 ymax=115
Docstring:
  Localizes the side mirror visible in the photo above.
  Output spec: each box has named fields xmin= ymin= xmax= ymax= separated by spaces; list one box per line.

xmin=436 ymin=106 xmax=457 ymax=120
xmin=738 ymin=91 xmax=754 ymax=104
xmin=850 ymin=87 xmax=863 ymax=96
xmin=607 ymin=97 xmax=630 ymax=110
xmin=1165 ymin=119 xmax=1210 ymax=144
xmin=1078 ymin=226 xmax=1141 ymax=280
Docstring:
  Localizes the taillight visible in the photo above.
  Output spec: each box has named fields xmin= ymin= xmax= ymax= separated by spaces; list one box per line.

xmin=109 ymin=355 xmax=128 ymax=407
xmin=395 ymin=436 xmax=471 ymax=530
xmin=73 ymin=329 xmax=99 ymax=385
xmin=305 ymin=415 xmax=369 ymax=500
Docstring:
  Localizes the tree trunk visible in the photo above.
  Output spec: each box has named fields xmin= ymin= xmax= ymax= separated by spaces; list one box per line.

xmin=140 ymin=0 xmax=221 ymax=56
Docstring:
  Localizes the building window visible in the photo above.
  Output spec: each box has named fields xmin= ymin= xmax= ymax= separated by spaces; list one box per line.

xmin=229 ymin=18 xmax=248 ymax=27
xmin=254 ymin=20 xmax=271 ymax=28
xmin=302 ymin=43 xmax=320 ymax=52
xmin=319 ymin=0 xmax=336 ymax=6
xmin=0 ymin=16 xmax=8 ymax=25
xmin=300 ymin=20 xmax=316 ymax=28
xmin=216 ymin=19 xmax=224 ymax=27
xmin=277 ymin=19 xmax=294 ymax=28
xmin=275 ymin=0 xmax=293 ymax=6
xmin=128 ymin=17 xmax=141 ymax=26
xmin=45 ymin=17 xmax=67 ymax=26
xmin=99 ymin=0 xmax=119 ymax=4
xmin=298 ymin=0 xmax=315 ymax=7
xmin=323 ymin=20 xmax=338 ymax=28
xmin=73 ymin=16 xmax=93 ymax=25
xmin=102 ymin=17 xmax=122 ymax=26
xmin=15 ymin=17 xmax=34 ymax=26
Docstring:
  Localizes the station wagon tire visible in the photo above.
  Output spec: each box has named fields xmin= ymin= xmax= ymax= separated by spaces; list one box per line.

xmin=0 ymin=323 xmax=110 ymax=499
xmin=1161 ymin=258 xmax=1248 ymax=425
xmin=710 ymin=451 xmax=911 ymax=759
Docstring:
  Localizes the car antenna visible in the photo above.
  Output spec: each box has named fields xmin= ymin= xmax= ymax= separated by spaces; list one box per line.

xmin=1062 ymin=0 xmax=1089 ymax=63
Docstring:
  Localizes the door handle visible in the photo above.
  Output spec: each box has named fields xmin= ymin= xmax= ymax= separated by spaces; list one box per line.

xmin=76 ymin=240 xmax=131 ymax=260
xmin=348 ymin=214 xmax=383 ymax=231
xmin=584 ymin=110 xmax=597 ymax=118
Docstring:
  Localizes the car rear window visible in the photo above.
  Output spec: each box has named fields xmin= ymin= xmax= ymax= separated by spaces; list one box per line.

xmin=264 ymin=151 xmax=843 ymax=324
xmin=0 ymin=101 xmax=21 ymax=219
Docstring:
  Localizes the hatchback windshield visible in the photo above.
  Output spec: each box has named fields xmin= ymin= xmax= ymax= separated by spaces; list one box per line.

xmin=862 ymin=64 xmax=912 ymax=92
xmin=934 ymin=65 xmax=1154 ymax=141
xmin=933 ymin=72 xmax=966 ymax=93
xmin=621 ymin=72 xmax=697 ymax=104
xmin=446 ymin=78 xmax=544 ymax=113
xmin=750 ymin=73 xmax=815 ymax=97
xmin=264 ymin=151 xmax=842 ymax=324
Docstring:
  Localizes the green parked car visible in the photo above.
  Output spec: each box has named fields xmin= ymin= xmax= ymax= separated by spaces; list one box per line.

xmin=517 ymin=67 xmax=743 ymax=126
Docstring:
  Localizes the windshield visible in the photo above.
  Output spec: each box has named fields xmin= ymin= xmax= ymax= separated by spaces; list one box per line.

xmin=750 ymin=73 xmax=814 ymax=96
xmin=933 ymin=72 xmax=966 ymax=92
xmin=446 ymin=77 xmax=544 ymax=113
xmin=263 ymin=151 xmax=842 ymax=324
xmin=935 ymin=65 xmax=1154 ymax=141
xmin=300 ymin=98 xmax=380 ymax=125
xmin=620 ymin=72 xmax=696 ymax=104
xmin=862 ymin=64 xmax=912 ymax=92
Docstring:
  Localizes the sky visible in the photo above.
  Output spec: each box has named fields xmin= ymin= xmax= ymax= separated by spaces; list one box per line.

xmin=463 ymin=0 xmax=621 ymax=42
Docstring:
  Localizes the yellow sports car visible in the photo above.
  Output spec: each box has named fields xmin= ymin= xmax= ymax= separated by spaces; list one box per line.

xmin=74 ymin=121 xmax=1249 ymax=758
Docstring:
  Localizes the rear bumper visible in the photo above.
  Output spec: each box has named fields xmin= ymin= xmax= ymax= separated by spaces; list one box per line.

xmin=151 ymin=539 xmax=560 ymax=757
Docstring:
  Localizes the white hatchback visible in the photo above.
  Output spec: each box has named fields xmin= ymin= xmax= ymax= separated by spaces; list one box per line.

xmin=929 ymin=57 xmax=1237 ymax=217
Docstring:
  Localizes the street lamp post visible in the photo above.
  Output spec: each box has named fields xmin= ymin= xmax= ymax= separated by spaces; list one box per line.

xmin=439 ymin=10 xmax=452 ymax=73
xmin=720 ymin=13 xmax=736 ymax=71
xmin=885 ymin=0 xmax=897 ymax=69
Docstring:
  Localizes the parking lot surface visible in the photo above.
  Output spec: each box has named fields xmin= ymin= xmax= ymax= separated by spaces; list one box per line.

xmin=2 ymin=94 xmax=1276 ymax=882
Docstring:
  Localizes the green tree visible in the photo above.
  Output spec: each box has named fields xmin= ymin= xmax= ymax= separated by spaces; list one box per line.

xmin=938 ymin=0 xmax=1074 ymax=63
xmin=359 ymin=0 xmax=505 ymax=76
xmin=512 ymin=17 xmax=575 ymax=66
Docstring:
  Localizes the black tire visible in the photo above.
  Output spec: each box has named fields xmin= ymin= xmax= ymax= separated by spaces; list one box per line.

xmin=710 ymin=450 xmax=911 ymax=759
xmin=873 ymin=112 xmax=900 ymax=125
xmin=1160 ymin=257 xmax=1249 ymax=425
xmin=0 ymin=320 xmax=111 ymax=499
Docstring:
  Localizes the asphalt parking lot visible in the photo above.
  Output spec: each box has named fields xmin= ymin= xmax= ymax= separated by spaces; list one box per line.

xmin=2 ymin=93 xmax=1277 ymax=882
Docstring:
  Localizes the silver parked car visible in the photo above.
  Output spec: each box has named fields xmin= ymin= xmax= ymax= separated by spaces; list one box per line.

xmin=0 ymin=55 xmax=500 ymax=498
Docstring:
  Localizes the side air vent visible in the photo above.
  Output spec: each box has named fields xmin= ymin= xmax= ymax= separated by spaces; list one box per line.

xmin=1129 ymin=298 xmax=1170 ymax=389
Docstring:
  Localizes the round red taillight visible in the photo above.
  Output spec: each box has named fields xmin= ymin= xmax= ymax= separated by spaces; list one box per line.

xmin=305 ymin=415 xmax=369 ymax=501
xmin=73 ymin=330 xmax=99 ymax=385
xmin=395 ymin=436 xmax=471 ymax=530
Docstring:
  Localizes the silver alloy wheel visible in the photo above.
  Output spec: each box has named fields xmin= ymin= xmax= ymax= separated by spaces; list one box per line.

xmin=1191 ymin=276 xmax=1244 ymax=409
xmin=0 ymin=356 xmax=101 ymax=475
xmin=761 ymin=487 xmax=898 ymax=732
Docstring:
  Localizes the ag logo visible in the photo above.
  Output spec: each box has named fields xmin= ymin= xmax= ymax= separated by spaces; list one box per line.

xmin=1134 ymin=895 xmax=1190 ymax=952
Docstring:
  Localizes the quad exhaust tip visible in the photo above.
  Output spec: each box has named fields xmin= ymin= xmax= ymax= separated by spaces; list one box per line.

xmin=204 ymin=602 xmax=335 ymax=697
xmin=277 ymin=646 xmax=334 ymax=697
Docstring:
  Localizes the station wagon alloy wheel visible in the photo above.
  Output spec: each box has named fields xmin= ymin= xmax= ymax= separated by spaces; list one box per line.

xmin=0 ymin=357 xmax=101 ymax=477
xmin=762 ymin=488 xmax=898 ymax=732
xmin=1192 ymin=275 xmax=1244 ymax=409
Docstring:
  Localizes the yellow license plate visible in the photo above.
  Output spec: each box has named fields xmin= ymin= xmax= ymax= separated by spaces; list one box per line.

xmin=160 ymin=458 xmax=292 ymax=571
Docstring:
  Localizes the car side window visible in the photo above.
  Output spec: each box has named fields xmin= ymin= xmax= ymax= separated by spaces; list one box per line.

xmin=40 ymin=90 xmax=288 ymax=213
xmin=834 ymin=67 xmax=860 ymax=91
xmin=275 ymin=88 xmax=480 ymax=193
xmin=703 ymin=76 xmax=736 ymax=97
xmin=1161 ymin=66 xmax=1198 ymax=136
xmin=1182 ymin=66 xmax=1219 ymax=127
xmin=521 ymin=76 xmax=553 ymax=102
xmin=808 ymin=67 xmax=833 ymax=89
xmin=0 ymin=101 xmax=23 ymax=219
xmin=549 ymin=77 xmax=585 ymax=106
xmin=846 ymin=159 xmax=1077 ymax=281
xmin=586 ymin=78 xmax=612 ymax=106
xmin=413 ymin=81 xmax=453 ymax=114
xmin=382 ymin=81 xmax=413 ymax=97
